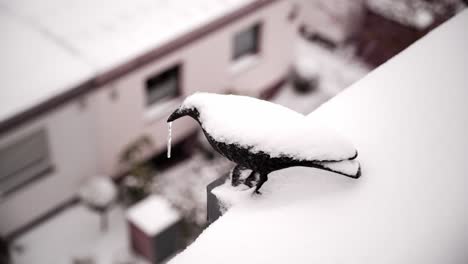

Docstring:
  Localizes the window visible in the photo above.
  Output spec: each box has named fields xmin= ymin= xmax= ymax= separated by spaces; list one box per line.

xmin=0 ymin=129 xmax=53 ymax=196
xmin=145 ymin=65 xmax=180 ymax=106
xmin=232 ymin=23 xmax=260 ymax=60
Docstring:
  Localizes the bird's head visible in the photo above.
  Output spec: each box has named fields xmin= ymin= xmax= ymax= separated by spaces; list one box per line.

xmin=168 ymin=92 xmax=216 ymax=123
xmin=167 ymin=105 xmax=200 ymax=123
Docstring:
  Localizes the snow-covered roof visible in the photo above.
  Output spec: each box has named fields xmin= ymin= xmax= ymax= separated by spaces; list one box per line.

xmin=0 ymin=0 xmax=258 ymax=127
xmin=126 ymin=195 xmax=180 ymax=235
xmin=170 ymin=10 xmax=468 ymax=263
xmin=0 ymin=10 xmax=93 ymax=125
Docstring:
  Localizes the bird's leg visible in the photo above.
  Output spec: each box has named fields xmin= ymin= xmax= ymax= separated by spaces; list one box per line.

xmin=244 ymin=171 xmax=258 ymax=188
xmin=231 ymin=164 xmax=247 ymax=187
xmin=254 ymin=173 xmax=268 ymax=194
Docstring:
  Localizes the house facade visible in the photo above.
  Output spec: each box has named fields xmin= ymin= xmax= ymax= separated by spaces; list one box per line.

xmin=295 ymin=0 xmax=365 ymax=45
xmin=355 ymin=0 xmax=465 ymax=66
xmin=0 ymin=0 xmax=296 ymax=237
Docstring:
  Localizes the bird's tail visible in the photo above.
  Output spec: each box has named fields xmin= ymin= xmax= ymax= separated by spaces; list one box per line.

xmin=303 ymin=159 xmax=361 ymax=178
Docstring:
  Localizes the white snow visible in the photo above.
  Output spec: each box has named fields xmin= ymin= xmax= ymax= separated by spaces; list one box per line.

xmin=294 ymin=37 xmax=369 ymax=94
xmin=0 ymin=0 xmax=256 ymax=123
xmin=0 ymin=0 xmax=256 ymax=71
xmin=0 ymin=11 xmax=93 ymax=123
xmin=366 ymin=0 xmax=436 ymax=29
xmin=169 ymin=10 xmax=468 ymax=264
xmin=78 ymin=176 xmax=117 ymax=208
xmin=180 ymin=92 xmax=357 ymax=161
xmin=11 ymin=153 xmax=228 ymax=264
xmin=294 ymin=56 xmax=320 ymax=79
xmin=152 ymin=153 xmax=232 ymax=227
xmin=126 ymin=195 xmax=181 ymax=235
xmin=12 ymin=204 xmax=149 ymax=264
xmin=414 ymin=9 xmax=435 ymax=29
xmin=274 ymin=36 xmax=369 ymax=115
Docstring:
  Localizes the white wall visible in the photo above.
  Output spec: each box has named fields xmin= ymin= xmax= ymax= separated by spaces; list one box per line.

xmin=0 ymin=101 xmax=98 ymax=235
xmin=92 ymin=0 xmax=296 ymax=176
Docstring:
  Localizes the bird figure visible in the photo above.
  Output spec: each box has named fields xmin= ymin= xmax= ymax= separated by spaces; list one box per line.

xmin=167 ymin=92 xmax=360 ymax=194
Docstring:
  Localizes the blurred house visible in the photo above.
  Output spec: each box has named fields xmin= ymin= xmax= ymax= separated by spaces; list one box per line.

xmin=294 ymin=0 xmax=465 ymax=65
xmin=0 ymin=0 xmax=296 ymax=237
xmin=354 ymin=0 xmax=466 ymax=66
xmin=295 ymin=0 xmax=365 ymax=47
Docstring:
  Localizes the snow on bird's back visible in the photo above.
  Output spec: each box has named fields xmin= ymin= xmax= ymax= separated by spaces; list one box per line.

xmin=182 ymin=92 xmax=356 ymax=161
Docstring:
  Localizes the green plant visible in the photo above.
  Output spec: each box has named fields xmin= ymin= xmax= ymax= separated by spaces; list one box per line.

xmin=119 ymin=135 xmax=155 ymax=205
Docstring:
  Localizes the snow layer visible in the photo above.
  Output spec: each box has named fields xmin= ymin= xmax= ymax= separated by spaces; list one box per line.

xmin=367 ymin=0 xmax=435 ymax=29
xmin=0 ymin=11 xmax=93 ymax=123
xmin=366 ymin=0 xmax=466 ymax=30
xmin=126 ymin=195 xmax=181 ymax=235
xmin=12 ymin=204 xmax=149 ymax=264
xmin=0 ymin=0 xmax=255 ymax=123
xmin=152 ymin=153 xmax=232 ymax=227
xmin=170 ymin=11 xmax=468 ymax=264
xmin=0 ymin=0 xmax=255 ymax=71
xmin=78 ymin=177 xmax=117 ymax=208
xmin=181 ymin=92 xmax=357 ymax=161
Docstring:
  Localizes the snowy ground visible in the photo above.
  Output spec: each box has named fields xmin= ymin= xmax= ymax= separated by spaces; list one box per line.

xmin=10 ymin=36 xmax=369 ymax=264
xmin=152 ymin=153 xmax=232 ymax=228
xmin=11 ymin=204 xmax=149 ymax=264
xmin=9 ymin=155 xmax=231 ymax=264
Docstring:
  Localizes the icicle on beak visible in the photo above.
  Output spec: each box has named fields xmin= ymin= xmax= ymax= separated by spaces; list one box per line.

xmin=167 ymin=108 xmax=184 ymax=122
xmin=167 ymin=122 xmax=172 ymax=158
xmin=166 ymin=106 xmax=199 ymax=159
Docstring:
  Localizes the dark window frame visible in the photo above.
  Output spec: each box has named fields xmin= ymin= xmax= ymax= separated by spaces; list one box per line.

xmin=232 ymin=22 xmax=262 ymax=61
xmin=0 ymin=129 xmax=54 ymax=197
xmin=145 ymin=63 xmax=182 ymax=107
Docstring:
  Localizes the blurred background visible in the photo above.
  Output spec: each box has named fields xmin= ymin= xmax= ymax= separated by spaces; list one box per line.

xmin=0 ymin=0 xmax=465 ymax=263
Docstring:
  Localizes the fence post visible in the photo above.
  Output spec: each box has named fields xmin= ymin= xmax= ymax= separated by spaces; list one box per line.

xmin=206 ymin=175 xmax=228 ymax=225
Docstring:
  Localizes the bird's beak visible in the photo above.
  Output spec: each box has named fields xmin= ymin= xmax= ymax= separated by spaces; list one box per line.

xmin=167 ymin=107 xmax=188 ymax=122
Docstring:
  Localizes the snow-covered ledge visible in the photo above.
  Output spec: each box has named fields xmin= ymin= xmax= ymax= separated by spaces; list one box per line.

xmin=171 ymin=10 xmax=468 ymax=264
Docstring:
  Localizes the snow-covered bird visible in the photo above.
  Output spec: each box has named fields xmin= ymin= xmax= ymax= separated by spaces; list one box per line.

xmin=167 ymin=92 xmax=360 ymax=194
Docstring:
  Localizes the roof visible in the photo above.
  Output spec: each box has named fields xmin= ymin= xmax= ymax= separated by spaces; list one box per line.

xmin=0 ymin=10 xmax=93 ymax=126
xmin=170 ymin=10 xmax=468 ymax=263
xmin=0 ymin=0 xmax=270 ymax=132
xmin=126 ymin=195 xmax=180 ymax=235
